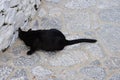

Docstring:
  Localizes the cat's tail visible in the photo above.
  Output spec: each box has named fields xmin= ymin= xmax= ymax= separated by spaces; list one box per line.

xmin=65 ymin=39 xmax=97 ymax=46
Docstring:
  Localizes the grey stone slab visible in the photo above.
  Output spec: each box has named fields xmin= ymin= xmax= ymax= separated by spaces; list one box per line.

xmin=0 ymin=14 xmax=4 ymax=26
xmin=15 ymin=11 xmax=26 ymax=28
xmin=90 ymin=60 xmax=101 ymax=66
xmin=99 ymin=8 xmax=120 ymax=22
xmin=5 ymin=8 xmax=17 ymax=24
xmin=38 ymin=8 xmax=47 ymax=17
xmin=84 ymin=44 xmax=105 ymax=59
xmin=12 ymin=45 xmax=27 ymax=56
xmin=14 ymin=54 xmax=40 ymax=66
xmin=30 ymin=20 xmax=39 ymax=30
xmin=41 ymin=17 xmax=62 ymax=30
xmin=9 ymin=0 xmax=20 ymax=7
xmin=80 ymin=66 xmax=106 ymax=80
xmin=104 ymin=57 xmax=120 ymax=70
xmin=10 ymin=69 xmax=28 ymax=80
xmin=97 ymin=0 xmax=120 ymax=9
xmin=0 ymin=65 xmax=14 ymax=80
xmin=109 ymin=73 xmax=120 ymax=80
xmin=32 ymin=66 xmax=52 ymax=79
xmin=49 ymin=8 xmax=62 ymax=17
xmin=65 ymin=0 xmax=96 ymax=9
xmin=46 ymin=0 xmax=61 ymax=3
xmin=52 ymin=69 xmax=79 ymax=80
xmin=49 ymin=50 xmax=89 ymax=66
xmin=63 ymin=11 xmax=90 ymax=33
xmin=97 ymin=24 xmax=120 ymax=55
xmin=0 ymin=53 xmax=11 ymax=62
xmin=0 ymin=25 xmax=14 ymax=51
xmin=1 ymin=1 xmax=10 ymax=10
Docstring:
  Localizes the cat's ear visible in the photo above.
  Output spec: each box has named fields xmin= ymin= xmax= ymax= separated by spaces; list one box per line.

xmin=18 ymin=28 xmax=22 ymax=32
xmin=28 ymin=29 xmax=32 ymax=32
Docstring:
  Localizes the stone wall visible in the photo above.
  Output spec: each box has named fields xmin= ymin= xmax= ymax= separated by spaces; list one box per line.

xmin=0 ymin=0 xmax=41 ymax=51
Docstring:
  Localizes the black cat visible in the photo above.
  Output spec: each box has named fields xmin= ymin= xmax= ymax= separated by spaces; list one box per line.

xmin=18 ymin=28 xmax=97 ymax=55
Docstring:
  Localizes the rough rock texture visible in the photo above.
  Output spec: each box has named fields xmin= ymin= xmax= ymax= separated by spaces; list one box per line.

xmin=0 ymin=0 xmax=41 ymax=51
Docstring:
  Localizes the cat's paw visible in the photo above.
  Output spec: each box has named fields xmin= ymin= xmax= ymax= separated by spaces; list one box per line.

xmin=27 ymin=51 xmax=33 ymax=55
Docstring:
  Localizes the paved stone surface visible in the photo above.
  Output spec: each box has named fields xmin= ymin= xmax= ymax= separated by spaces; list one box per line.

xmin=65 ymin=0 xmax=96 ymax=9
xmin=80 ymin=66 xmax=106 ymax=80
xmin=109 ymin=73 xmax=120 ymax=80
xmin=0 ymin=0 xmax=120 ymax=80
xmin=0 ymin=65 xmax=14 ymax=80
xmin=63 ymin=10 xmax=90 ymax=34
xmin=99 ymin=8 xmax=120 ymax=23
xmin=14 ymin=54 xmax=40 ymax=66
xmin=32 ymin=66 xmax=52 ymax=80
xmin=83 ymin=44 xmax=105 ymax=59
xmin=49 ymin=50 xmax=89 ymax=66
xmin=10 ymin=69 xmax=28 ymax=80
xmin=97 ymin=0 xmax=120 ymax=9
xmin=90 ymin=60 xmax=101 ymax=66
xmin=104 ymin=57 xmax=120 ymax=70
xmin=41 ymin=17 xmax=62 ymax=30
xmin=97 ymin=24 xmax=120 ymax=56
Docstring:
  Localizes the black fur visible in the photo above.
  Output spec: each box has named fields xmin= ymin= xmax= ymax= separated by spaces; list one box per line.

xmin=18 ymin=28 xmax=97 ymax=55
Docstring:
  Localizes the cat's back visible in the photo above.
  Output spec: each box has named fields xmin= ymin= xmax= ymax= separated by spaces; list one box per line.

xmin=46 ymin=29 xmax=65 ymax=38
xmin=39 ymin=29 xmax=66 ymax=51
xmin=37 ymin=29 xmax=65 ymax=44
xmin=26 ymin=30 xmax=42 ymax=37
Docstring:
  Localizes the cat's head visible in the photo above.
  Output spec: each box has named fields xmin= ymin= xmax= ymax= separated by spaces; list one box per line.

xmin=18 ymin=28 xmax=22 ymax=32
xmin=18 ymin=28 xmax=26 ymax=40
xmin=18 ymin=28 xmax=32 ymax=40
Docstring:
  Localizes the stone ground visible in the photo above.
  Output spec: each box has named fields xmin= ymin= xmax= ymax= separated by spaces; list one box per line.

xmin=0 ymin=0 xmax=120 ymax=80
